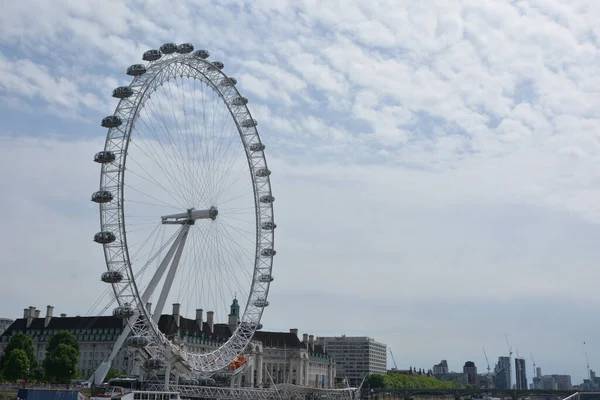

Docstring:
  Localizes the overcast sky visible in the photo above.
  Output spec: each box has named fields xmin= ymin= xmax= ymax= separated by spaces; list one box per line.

xmin=1 ymin=0 xmax=599 ymax=385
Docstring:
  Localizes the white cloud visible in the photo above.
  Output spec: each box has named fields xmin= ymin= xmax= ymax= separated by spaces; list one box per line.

xmin=0 ymin=0 xmax=599 ymax=384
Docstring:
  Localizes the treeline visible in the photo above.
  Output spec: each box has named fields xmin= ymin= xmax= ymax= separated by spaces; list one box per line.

xmin=363 ymin=373 xmax=471 ymax=389
xmin=0 ymin=332 xmax=79 ymax=383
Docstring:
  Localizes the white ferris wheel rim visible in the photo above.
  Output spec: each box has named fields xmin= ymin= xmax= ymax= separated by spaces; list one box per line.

xmin=94 ymin=43 xmax=275 ymax=375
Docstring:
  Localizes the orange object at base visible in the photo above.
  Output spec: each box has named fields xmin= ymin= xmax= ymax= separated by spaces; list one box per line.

xmin=228 ymin=355 xmax=248 ymax=370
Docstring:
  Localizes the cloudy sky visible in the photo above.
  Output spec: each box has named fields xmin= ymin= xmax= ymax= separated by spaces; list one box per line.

xmin=1 ymin=0 xmax=599 ymax=385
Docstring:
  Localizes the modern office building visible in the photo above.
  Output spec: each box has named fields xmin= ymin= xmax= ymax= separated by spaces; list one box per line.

xmin=0 ymin=302 xmax=336 ymax=387
xmin=463 ymin=361 xmax=478 ymax=385
xmin=495 ymin=357 xmax=511 ymax=389
xmin=515 ymin=358 xmax=527 ymax=390
xmin=433 ymin=360 xmax=449 ymax=375
xmin=316 ymin=335 xmax=387 ymax=387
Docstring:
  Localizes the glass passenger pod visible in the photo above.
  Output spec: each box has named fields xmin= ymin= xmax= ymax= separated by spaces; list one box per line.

xmin=94 ymin=231 xmax=116 ymax=244
xmin=241 ymin=119 xmax=258 ymax=128
xmin=113 ymin=304 xmax=135 ymax=319
xmin=159 ymin=43 xmax=178 ymax=54
xmin=220 ymin=77 xmax=237 ymax=87
xmin=261 ymin=221 xmax=276 ymax=230
xmin=231 ymin=96 xmax=248 ymax=106
xmin=260 ymin=248 xmax=276 ymax=257
xmin=259 ymin=194 xmax=275 ymax=204
xmin=91 ymin=190 xmax=113 ymax=203
xmin=254 ymin=298 xmax=269 ymax=307
xmin=193 ymin=49 xmax=210 ymax=59
xmin=101 ymin=271 xmax=124 ymax=284
xmin=208 ymin=61 xmax=224 ymax=71
xmin=142 ymin=49 xmax=162 ymax=62
xmin=126 ymin=335 xmax=149 ymax=348
xmin=258 ymin=274 xmax=274 ymax=282
xmin=146 ymin=358 xmax=164 ymax=370
xmin=249 ymin=143 xmax=265 ymax=152
xmin=94 ymin=151 xmax=116 ymax=164
xmin=126 ymin=64 xmax=147 ymax=76
xmin=101 ymin=116 xmax=123 ymax=128
xmin=112 ymin=86 xmax=134 ymax=99
xmin=255 ymin=168 xmax=271 ymax=178
xmin=176 ymin=43 xmax=194 ymax=53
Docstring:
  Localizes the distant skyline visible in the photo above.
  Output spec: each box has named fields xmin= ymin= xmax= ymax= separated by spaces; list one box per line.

xmin=1 ymin=0 xmax=599 ymax=386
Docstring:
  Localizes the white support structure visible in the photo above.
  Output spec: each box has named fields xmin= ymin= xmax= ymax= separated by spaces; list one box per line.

xmin=90 ymin=226 xmax=189 ymax=385
xmin=153 ymin=225 xmax=190 ymax=323
xmin=145 ymin=384 xmax=358 ymax=400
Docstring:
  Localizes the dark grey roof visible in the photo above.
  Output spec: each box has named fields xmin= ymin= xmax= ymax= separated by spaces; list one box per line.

xmin=1 ymin=316 xmax=329 ymax=358
xmin=1 ymin=316 xmax=124 ymax=338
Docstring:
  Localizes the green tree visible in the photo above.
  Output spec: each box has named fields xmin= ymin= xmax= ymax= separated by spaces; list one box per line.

xmin=46 ymin=331 xmax=79 ymax=356
xmin=0 ymin=334 xmax=36 ymax=374
xmin=43 ymin=332 xmax=79 ymax=383
xmin=43 ymin=343 xmax=78 ymax=383
xmin=3 ymin=349 xmax=30 ymax=381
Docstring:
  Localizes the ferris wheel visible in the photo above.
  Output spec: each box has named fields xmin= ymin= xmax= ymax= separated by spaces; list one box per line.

xmin=90 ymin=43 xmax=276 ymax=379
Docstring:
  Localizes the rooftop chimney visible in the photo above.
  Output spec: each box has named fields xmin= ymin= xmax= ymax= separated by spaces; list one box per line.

xmin=290 ymin=328 xmax=299 ymax=337
xmin=172 ymin=303 xmax=181 ymax=327
xmin=146 ymin=302 xmax=152 ymax=316
xmin=34 ymin=309 xmax=40 ymax=318
xmin=309 ymin=335 xmax=314 ymax=351
xmin=303 ymin=333 xmax=309 ymax=348
xmin=60 ymin=313 xmax=67 ymax=318
xmin=45 ymin=305 xmax=54 ymax=328
xmin=206 ymin=311 xmax=214 ymax=333
xmin=23 ymin=308 xmax=29 ymax=318
xmin=27 ymin=306 xmax=35 ymax=327
xmin=195 ymin=309 xmax=203 ymax=330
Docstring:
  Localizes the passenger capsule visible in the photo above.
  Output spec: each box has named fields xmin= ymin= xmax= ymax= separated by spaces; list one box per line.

xmin=101 ymin=116 xmax=122 ymax=128
xmin=258 ymin=274 xmax=274 ymax=283
xmin=254 ymin=298 xmax=269 ymax=308
xmin=101 ymin=271 xmax=124 ymax=284
xmin=220 ymin=77 xmax=237 ymax=86
xmin=94 ymin=151 xmax=116 ymax=164
xmin=91 ymin=190 xmax=113 ymax=204
xmin=261 ymin=221 xmax=276 ymax=231
xmin=231 ymin=97 xmax=248 ymax=106
xmin=112 ymin=86 xmax=134 ymax=99
xmin=142 ymin=49 xmax=162 ymax=62
xmin=160 ymin=43 xmax=178 ymax=54
xmin=193 ymin=50 xmax=210 ymax=59
xmin=113 ymin=304 xmax=135 ymax=319
xmin=261 ymin=248 xmax=276 ymax=257
xmin=249 ymin=143 xmax=265 ymax=152
xmin=126 ymin=336 xmax=149 ymax=348
xmin=176 ymin=43 xmax=194 ymax=54
xmin=146 ymin=358 xmax=164 ymax=369
xmin=255 ymin=168 xmax=271 ymax=178
xmin=259 ymin=194 xmax=275 ymax=204
xmin=241 ymin=119 xmax=258 ymax=128
xmin=126 ymin=64 xmax=147 ymax=76
xmin=94 ymin=231 xmax=116 ymax=244
xmin=208 ymin=61 xmax=224 ymax=70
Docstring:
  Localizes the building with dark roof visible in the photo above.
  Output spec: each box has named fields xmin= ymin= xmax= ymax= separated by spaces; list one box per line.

xmin=0 ymin=302 xmax=336 ymax=388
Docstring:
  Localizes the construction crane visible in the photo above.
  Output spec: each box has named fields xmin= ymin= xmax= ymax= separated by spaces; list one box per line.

xmin=505 ymin=334 xmax=513 ymax=359
xmin=530 ymin=352 xmax=536 ymax=379
xmin=585 ymin=351 xmax=590 ymax=381
xmin=482 ymin=347 xmax=491 ymax=373
xmin=389 ymin=348 xmax=398 ymax=370
xmin=505 ymin=334 xmax=513 ymax=385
